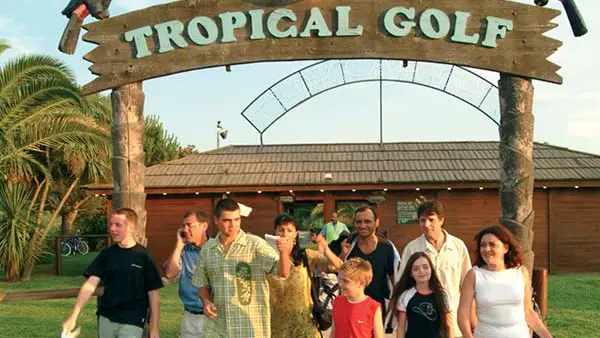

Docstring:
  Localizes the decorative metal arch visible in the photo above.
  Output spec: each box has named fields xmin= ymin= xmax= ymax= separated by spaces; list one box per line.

xmin=240 ymin=59 xmax=500 ymax=145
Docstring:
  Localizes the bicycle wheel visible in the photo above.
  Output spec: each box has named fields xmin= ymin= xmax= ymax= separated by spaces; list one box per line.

xmin=61 ymin=242 xmax=72 ymax=257
xmin=77 ymin=240 xmax=90 ymax=255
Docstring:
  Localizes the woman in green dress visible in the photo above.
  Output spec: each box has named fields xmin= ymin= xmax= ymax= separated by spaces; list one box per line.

xmin=268 ymin=213 xmax=332 ymax=338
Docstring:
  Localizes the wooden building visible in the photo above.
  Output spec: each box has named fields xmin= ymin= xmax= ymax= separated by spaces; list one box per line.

xmin=87 ymin=141 xmax=600 ymax=273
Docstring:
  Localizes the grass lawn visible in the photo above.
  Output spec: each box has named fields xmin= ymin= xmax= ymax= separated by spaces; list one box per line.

xmin=0 ymin=252 xmax=99 ymax=291
xmin=546 ymin=274 xmax=600 ymax=337
xmin=2 ymin=271 xmax=599 ymax=337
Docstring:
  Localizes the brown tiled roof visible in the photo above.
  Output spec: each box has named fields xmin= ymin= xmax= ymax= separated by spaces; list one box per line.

xmin=91 ymin=142 xmax=600 ymax=189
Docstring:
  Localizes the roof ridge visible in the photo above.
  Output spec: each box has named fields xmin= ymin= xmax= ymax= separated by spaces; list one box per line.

xmin=206 ymin=140 xmax=500 ymax=148
xmin=143 ymin=141 xmax=600 ymax=169
xmin=533 ymin=141 xmax=600 ymax=159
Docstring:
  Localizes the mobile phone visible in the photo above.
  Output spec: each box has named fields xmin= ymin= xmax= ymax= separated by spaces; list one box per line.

xmin=179 ymin=230 xmax=185 ymax=239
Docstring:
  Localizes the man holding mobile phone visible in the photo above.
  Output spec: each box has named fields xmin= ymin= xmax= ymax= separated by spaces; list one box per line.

xmin=164 ymin=210 xmax=210 ymax=338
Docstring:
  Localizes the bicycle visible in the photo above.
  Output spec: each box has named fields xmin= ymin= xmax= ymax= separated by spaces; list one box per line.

xmin=61 ymin=234 xmax=90 ymax=256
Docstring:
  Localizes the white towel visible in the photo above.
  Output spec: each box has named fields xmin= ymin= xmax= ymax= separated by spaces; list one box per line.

xmin=61 ymin=327 xmax=80 ymax=338
xmin=264 ymin=234 xmax=280 ymax=253
xmin=238 ymin=202 xmax=253 ymax=217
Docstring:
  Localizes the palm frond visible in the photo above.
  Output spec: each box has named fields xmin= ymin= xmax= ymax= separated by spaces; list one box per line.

xmin=0 ymin=55 xmax=75 ymax=101
xmin=0 ymin=183 xmax=33 ymax=274
xmin=0 ymin=40 xmax=9 ymax=56
xmin=1 ymin=88 xmax=85 ymax=131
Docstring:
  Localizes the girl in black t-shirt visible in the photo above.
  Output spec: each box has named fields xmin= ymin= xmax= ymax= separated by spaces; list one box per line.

xmin=388 ymin=252 xmax=453 ymax=338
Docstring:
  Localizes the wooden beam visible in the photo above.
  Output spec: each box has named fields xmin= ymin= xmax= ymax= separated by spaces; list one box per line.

xmin=0 ymin=288 xmax=104 ymax=303
xmin=324 ymin=192 xmax=334 ymax=221
xmin=84 ymin=181 xmax=600 ymax=196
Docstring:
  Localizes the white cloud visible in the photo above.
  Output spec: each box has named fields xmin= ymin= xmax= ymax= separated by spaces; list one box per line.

xmin=578 ymin=92 xmax=600 ymax=101
xmin=568 ymin=119 xmax=600 ymax=138
xmin=0 ymin=17 xmax=11 ymax=31
xmin=0 ymin=36 xmax=45 ymax=58
xmin=0 ymin=16 xmax=25 ymax=34
xmin=112 ymin=0 xmax=168 ymax=12
xmin=533 ymin=88 xmax=566 ymax=101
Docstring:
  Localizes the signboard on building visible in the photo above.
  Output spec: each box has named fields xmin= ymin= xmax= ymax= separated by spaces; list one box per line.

xmin=279 ymin=195 xmax=295 ymax=203
xmin=397 ymin=201 xmax=418 ymax=224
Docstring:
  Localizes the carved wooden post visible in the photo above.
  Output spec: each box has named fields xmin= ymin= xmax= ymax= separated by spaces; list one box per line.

xmin=498 ymin=74 xmax=535 ymax=273
xmin=111 ymin=82 xmax=147 ymax=246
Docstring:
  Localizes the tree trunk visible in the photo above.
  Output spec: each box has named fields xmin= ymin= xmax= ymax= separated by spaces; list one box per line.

xmin=35 ymin=179 xmax=51 ymax=226
xmin=26 ymin=178 xmax=44 ymax=225
xmin=20 ymin=178 xmax=50 ymax=281
xmin=110 ymin=82 xmax=147 ymax=245
xmin=498 ymin=74 xmax=535 ymax=273
xmin=19 ymin=228 xmax=40 ymax=281
xmin=61 ymin=209 xmax=79 ymax=235
xmin=4 ymin=260 xmax=20 ymax=282
xmin=22 ymin=176 xmax=81 ymax=280
xmin=60 ymin=196 xmax=90 ymax=235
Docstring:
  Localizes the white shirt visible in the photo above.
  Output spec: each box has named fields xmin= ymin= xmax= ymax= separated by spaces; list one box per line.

xmin=399 ymin=231 xmax=471 ymax=336
xmin=472 ymin=266 xmax=529 ymax=338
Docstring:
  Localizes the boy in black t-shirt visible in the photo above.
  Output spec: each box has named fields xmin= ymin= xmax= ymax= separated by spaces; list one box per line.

xmin=62 ymin=208 xmax=163 ymax=338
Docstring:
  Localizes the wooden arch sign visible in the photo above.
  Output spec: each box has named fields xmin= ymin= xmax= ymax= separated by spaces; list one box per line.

xmin=81 ymin=0 xmax=562 ymax=94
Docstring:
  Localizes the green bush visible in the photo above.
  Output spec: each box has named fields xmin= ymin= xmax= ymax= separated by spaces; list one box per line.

xmin=77 ymin=213 xmax=107 ymax=250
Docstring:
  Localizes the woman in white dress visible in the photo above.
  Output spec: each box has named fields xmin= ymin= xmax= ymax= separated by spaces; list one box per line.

xmin=457 ymin=225 xmax=553 ymax=338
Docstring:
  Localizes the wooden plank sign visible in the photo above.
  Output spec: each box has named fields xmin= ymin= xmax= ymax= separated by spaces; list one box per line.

xmin=81 ymin=0 xmax=562 ymax=94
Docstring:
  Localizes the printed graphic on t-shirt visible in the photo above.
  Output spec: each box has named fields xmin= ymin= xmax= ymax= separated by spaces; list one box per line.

xmin=236 ymin=262 xmax=252 ymax=305
xmin=413 ymin=301 xmax=438 ymax=321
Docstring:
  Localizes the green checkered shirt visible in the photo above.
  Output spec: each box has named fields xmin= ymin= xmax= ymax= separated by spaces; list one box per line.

xmin=192 ymin=230 xmax=279 ymax=338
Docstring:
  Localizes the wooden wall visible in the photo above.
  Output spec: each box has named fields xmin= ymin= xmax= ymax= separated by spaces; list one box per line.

xmin=375 ymin=189 xmax=549 ymax=269
xmin=549 ymin=189 xmax=600 ymax=273
xmin=138 ymin=187 xmax=600 ymax=273
xmin=144 ymin=193 xmax=279 ymax=267
xmin=145 ymin=194 xmax=214 ymax=268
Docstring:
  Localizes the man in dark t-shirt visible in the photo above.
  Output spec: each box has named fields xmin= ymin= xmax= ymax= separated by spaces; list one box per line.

xmin=318 ymin=206 xmax=400 ymax=332
xmin=62 ymin=208 xmax=163 ymax=338
xmin=347 ymin=233 xmax=397 ymax=311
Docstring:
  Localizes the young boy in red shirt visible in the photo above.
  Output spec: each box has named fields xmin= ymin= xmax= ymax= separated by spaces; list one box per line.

xmin=332 ymin=257 xmax=384 ymax=338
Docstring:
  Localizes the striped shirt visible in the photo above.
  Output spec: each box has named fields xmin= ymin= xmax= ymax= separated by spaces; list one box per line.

xmin=192 ymin=230 xmax=279 ymax=338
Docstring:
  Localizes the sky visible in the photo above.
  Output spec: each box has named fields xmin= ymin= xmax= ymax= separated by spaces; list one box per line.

xmin=1 ymin=0 xmax=599 ymax=155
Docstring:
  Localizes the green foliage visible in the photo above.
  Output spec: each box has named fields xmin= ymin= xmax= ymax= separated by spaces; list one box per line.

xmin=77 ymin=211 xmax=107 ymax=235
xmin=144 ymin=114 xmax=182 ymax=166
xmin=291 ymin=203 xmax=324 ymax=231
xmin=0 ymin=184 xmax=32 ymax=280
xmin=291 ymin=202 xmax=362 ymax=232
xmin=0 ymin=54 xmax=106 ymax=179
xmin=0 ymin=52 xmax=109 ymax=281
xmin=336 ymin=201 xmax=363 ymax=227
xmin=77 ymin=212 xmax=108 ymax=250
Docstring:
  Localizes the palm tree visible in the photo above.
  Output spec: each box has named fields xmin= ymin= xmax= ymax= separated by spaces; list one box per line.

xmin=0 ymin=49 xmax=109 ymax=281
xmin=49 ymin=94 xmax=112 ymax=236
